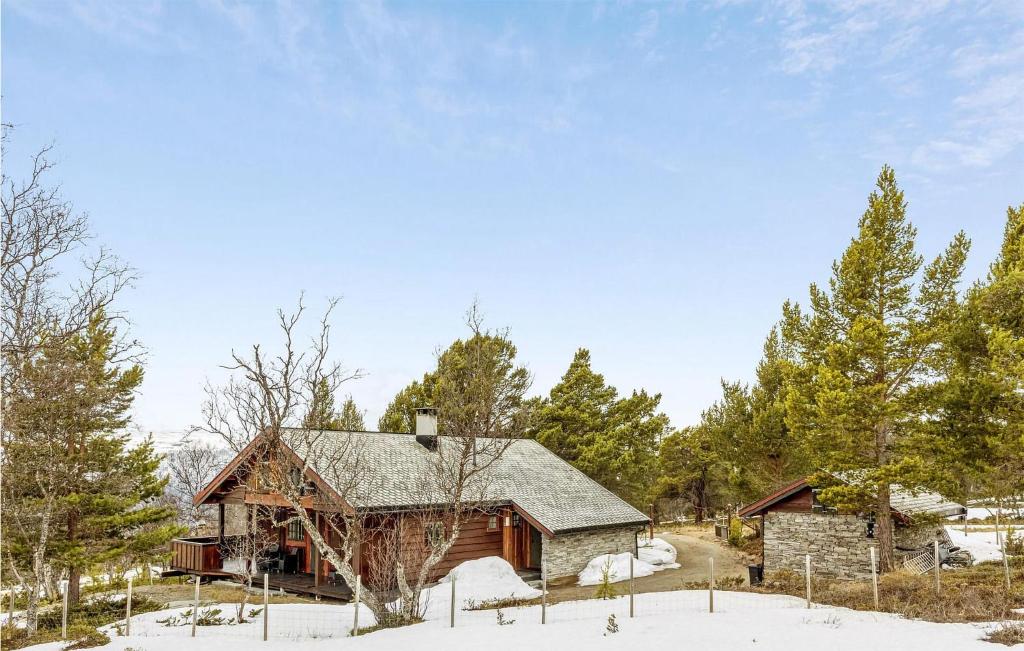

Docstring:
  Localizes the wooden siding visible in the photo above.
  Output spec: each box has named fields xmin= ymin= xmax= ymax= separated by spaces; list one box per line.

xmin=768 ymin=486 xmax=814 ymax=513
xmin=170 ymin=537 xmax=222 ymax=573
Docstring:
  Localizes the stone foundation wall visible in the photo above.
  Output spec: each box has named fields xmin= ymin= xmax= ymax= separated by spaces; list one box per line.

xmin=895 ymin=522 xmax=945 ymax=550
xmin=764 ymin=511 xmax=877 ymax=580
xmin=543 ymin=526 xmax=638 ymax=579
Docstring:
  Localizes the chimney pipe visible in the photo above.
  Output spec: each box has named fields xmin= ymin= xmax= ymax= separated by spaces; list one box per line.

xmin=415 ymin=407 xmax=438 ymax=451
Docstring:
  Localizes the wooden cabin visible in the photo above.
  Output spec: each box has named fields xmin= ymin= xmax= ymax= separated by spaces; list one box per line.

xmin=170 ymin=409 xmax=649 ymax=598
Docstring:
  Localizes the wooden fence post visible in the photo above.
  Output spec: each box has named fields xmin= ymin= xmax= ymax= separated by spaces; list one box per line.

xmin=263 ymin=573 xmax=269 ymax=642
xmin=708 ymin=557 xmax=715 ymax=613
xmin=9 ymin=586 xmax=17 ymax=633
xmin=869 ymin=547 xmax=879 ymax=610
xmin=61 ymin=580 xmax=69 ymax=640
xmin=996 ymin=505 xmax=1012 ymax=591
xmin=629 ymin=554 xmax=635 ymax=618
xmin=805 ymin=554 xmax=812 ymax=609
xmin=933 ymin=540 xmax=941 ymax=596
xmin=191 ymin=576 xmax=199 ymax=638
xmin=450 ymin=575 xmax=456 ymax=628
xmin=353 ymin=575 xmax=361 ymax=636
xmin=125 ymin=577 xmax=132 ymax=637
xmin=541 ymin=560 xmax=547 ymax=625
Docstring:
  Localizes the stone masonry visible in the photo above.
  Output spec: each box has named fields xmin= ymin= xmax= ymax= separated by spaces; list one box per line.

xmin=543 ymin=526 xmax=638 ymax=579
xmin=764 ymin=511 xmax=876 ymax=580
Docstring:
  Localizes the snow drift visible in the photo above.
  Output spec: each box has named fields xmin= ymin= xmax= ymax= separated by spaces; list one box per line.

xmin=417 ymin=556 xmax=542 ymax=616
xmin=577 ymin=552 xmax=659 ymax=586
xmin=638 ymin=537 xmax=680 ymax=569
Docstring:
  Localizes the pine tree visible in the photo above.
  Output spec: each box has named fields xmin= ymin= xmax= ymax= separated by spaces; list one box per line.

xmin=6 ymin=312 xmax=181 ymax=605
xmin=530 ymin=349 xmax=616 ymax=464
xmin=980 ymin=205 xmax=1024 ymax=504
xmin=378 ymin=375 xmax=436 ymax=432
xmin=782 ymin=166 xmax=969 ymax=571
xmin=303 ymin=378 xmax=340 ymax=430
xmin=378 ymin=313 xmax=529 ymax=439
xmin=337 ymin=396 xmax=367 ymax=431
xmin=529 ymin=349 xmax=669 ymax=508
xmin=733 ymin=326 xmax=810 ymax=500
xmin=654 ymin=426 xmax=724 ymax=523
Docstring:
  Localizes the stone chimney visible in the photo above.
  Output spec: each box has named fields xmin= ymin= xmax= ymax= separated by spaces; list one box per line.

xmin=415 ymin=407 xmax=438 ymax=451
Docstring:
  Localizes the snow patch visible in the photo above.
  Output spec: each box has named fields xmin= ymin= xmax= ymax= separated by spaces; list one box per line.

xmin=577 ymin=552 xmax=659 ymax=586
xmin=638 ymin=537 xmax=680 ymax=569
xmin=945 ymin=526 xmax=1012 ymax=564
xmin=415 ymin=557 xmax=542 ymax=617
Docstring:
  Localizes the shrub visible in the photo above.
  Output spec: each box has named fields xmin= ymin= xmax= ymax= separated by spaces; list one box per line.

xmin=1004 ymin=528 xmax=1024 ymax=556
xmin=604 ymin=614 xmax=618 ymax=635
xmin=31 ymin=594 xmax=165 ymax=634
xmin=594 ymin=557 xmax=618 ymax=600
xmin=495 ymin=609 xmax=515 ymax=626
xmin=728 ymin=517 xmax=744 ymax=547
xmin=464 ymin=595 xmax=536 ymax=610
xmin=986 ymin=623 xmax=1024 ymax=646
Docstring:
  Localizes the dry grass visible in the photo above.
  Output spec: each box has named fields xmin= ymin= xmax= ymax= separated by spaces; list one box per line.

xmin=986 ymin=622 xmax=1024 ymax=646
xmin=133 ymin=581 xmax=316 ymax=605
xmin=750 ymin=560 xmax=1024 ymax=623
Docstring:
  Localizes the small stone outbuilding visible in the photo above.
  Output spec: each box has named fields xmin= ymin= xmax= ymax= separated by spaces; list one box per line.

xmin=739 ymin=477 xmax=965 ymax=580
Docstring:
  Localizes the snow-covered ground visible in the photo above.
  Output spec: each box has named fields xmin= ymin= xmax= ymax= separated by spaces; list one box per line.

xmin=15 ymin=555 xmax=1022 ymax=651
xmin=18 ymin=590 xmax=1018 ymax=651
xmin=946 ymin=525 xmax=1016 ymax=564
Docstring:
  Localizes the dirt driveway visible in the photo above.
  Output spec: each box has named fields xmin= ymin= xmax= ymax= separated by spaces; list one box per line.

xmin=545 ymin=524 xmax=755 ymax=603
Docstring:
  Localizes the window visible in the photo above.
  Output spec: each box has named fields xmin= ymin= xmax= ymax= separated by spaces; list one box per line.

xmin=287 ymin=520 xmax=304 ymax=542
xmin=487 ymin=516 xmax=498 ymax=532
xmin=424 ymin=521 xmax=445 ymax=548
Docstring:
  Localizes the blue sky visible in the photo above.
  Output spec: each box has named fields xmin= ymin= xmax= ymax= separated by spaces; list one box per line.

xmin=3 ymin=0 xmax=1023 ymax=445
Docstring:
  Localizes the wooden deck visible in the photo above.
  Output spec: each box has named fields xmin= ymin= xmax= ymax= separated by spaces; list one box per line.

xmin=267 ymin=572 xmax=353 ymax=601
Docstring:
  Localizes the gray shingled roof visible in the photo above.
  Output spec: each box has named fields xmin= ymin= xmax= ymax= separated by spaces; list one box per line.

xmin=282 ymin=428 xmax=649 ymax=535
xmin=889 ymin=485 xmax=965 ymax=518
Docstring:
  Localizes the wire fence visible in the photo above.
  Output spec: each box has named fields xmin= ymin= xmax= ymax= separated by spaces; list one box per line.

xmin=7 ymin=538 xmax=1015 ymax=646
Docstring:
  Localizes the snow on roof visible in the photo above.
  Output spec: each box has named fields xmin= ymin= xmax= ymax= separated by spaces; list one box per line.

xmin=282 ymin=428 xmax=649 ymax=535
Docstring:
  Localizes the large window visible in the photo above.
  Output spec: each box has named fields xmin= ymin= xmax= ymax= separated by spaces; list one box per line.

xmin=424 ymin=521 xmax=445 ymax=548
xmin=287 ymin=519 xmax=304 ymax=542
xmin=487 ymin=515 xmax=498 ymax=532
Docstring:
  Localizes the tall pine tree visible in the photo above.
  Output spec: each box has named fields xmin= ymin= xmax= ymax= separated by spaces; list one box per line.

xmin=529 ymin=349 xmax=669 ymax=508
xmin=782 ymin=166 xmax=969 ymax=571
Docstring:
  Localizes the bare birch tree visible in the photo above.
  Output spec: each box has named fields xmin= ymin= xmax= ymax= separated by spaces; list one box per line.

xmin=166 ymin=439 xmax=226 ymax=533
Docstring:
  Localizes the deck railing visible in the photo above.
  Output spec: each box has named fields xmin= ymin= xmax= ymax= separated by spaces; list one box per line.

xmin=170 ymin=537 xmax=223 ymax=574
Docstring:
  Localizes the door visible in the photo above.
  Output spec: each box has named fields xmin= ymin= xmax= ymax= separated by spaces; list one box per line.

xmin=529 ymin=525 xmax=542 ymax=569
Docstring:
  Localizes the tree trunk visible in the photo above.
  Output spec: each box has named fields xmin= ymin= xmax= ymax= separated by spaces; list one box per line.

xmin=876 ymin=483 xmax=895 ymax=572
xmin=67 ymin=566 xmax=81 ymax=607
